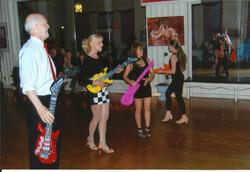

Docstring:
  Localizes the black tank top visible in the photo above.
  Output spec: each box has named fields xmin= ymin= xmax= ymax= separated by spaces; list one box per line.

xmin=129 ymin=57 xmax=150 ymax=81
xmin=169 ymin=59 xmax=183 ymax=80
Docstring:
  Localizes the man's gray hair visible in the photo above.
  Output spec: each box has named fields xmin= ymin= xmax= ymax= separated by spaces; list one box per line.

xmin=24 ymin=13 xmax=44 ymax=33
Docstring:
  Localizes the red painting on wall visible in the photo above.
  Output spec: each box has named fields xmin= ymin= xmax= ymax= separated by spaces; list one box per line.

xmin=147 ymin=16 xmax=184 ymax=46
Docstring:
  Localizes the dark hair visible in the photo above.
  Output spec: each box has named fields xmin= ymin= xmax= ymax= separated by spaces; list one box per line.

xmin=218 ymin=35 xmax=225 ymax=41
xmin=130 ymin=43 xmax=143 ymax=57
xmin=65 ymin=50 xmax=71 ymax=54
xmin=169 ymin=39 xmax=187 ymax=71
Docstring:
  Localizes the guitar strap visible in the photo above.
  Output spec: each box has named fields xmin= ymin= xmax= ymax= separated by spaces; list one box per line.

xmin=44 ymin=43 xmax=56 ymax=81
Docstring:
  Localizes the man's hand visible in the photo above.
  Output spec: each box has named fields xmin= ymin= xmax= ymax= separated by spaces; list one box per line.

xmin=37 ymin=105 xmax=55 ymax=124
xmin=26 ymin=90 xmax=54 ymax=124
xmin=93 ymin=80 xmax=106 ymax=88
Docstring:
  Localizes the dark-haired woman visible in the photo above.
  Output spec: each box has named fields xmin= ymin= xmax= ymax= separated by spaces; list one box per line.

xmin=123 ymin=43 xmax=154 ymax=138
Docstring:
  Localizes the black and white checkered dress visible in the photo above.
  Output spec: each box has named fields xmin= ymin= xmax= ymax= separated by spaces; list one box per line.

xmin=88 ymin=87 xmax=110 ymax=105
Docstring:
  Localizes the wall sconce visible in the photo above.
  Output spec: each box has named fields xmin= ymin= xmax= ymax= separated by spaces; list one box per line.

xmin=75 ymin=2 xmax=83 ymax=13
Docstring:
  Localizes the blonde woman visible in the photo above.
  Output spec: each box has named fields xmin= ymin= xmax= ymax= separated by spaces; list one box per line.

xmin=81 ymin=34 xmax=122 ymax=153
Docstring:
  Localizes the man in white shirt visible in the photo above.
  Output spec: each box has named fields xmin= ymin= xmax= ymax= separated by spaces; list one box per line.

xmin=19 ymin=13 xmax=61 ymax=169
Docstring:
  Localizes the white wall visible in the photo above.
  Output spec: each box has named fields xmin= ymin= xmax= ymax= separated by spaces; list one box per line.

xmin=144 ymin=1 xmax=195 ymax=93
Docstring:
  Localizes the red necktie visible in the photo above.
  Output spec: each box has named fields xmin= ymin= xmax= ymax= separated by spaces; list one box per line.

xmin=44 ymin=43 xmax=56 ymax=81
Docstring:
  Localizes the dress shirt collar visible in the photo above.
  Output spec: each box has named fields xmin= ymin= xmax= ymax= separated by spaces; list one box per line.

xmin=30 ymin=36 xmax=44 ymax=47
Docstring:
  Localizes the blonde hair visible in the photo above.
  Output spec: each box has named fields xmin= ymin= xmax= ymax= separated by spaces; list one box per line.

xmin=169 ymin=39 xmax=187 ymax=71
xmin=81 ymin=34 xmax=103 ymax=54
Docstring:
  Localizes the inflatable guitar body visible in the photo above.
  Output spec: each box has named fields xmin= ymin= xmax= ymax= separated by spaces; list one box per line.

xmin=86 ymin=57 xmax=137 ymax=93
xmin=34 ymin=77 xmax=63 ymax=164
xmin=120 ymin=60 xmax=154 ymax=106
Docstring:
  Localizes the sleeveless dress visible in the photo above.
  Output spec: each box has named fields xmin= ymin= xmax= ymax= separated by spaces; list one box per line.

xmin=128 ymin=58 xmax=152 ymax=99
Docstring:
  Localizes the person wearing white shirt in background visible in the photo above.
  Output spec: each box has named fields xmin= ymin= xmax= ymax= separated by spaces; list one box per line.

xmin=19 ymin=13 xmax=61 ymax=169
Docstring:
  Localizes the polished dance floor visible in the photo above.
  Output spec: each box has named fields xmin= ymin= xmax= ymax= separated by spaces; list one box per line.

xmin=1 ymin=89 xmax=250 ymax=169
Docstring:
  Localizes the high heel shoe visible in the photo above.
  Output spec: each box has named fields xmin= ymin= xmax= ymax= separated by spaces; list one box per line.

xmin=145 ymin=127 xmax=151 ymax=137
xmin=98 ymin=142 xmax=114 ymax=154
xmin=175 ymin=115 xmax=188 ymax=124
xmin=86 ymin=137 xmax=98 ymax=151
xmin=161 ymin=113 xmax=173 ymax=122
xmin=137 ymin=128 xmax=146 ymax=138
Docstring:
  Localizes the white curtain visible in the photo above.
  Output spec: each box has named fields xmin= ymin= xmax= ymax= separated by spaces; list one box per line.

xmin=222 ymin=0 xmax=248 ymax=41
xmin=222 ymin=0 xmax=250 ymax=62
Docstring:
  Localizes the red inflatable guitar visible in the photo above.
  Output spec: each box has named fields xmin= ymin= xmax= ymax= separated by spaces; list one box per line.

xmin=34 ymin=77 xmax=64 ymax=164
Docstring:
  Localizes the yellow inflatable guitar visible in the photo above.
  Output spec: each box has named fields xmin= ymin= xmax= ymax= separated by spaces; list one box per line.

xmin=86 ymin=57 xmax=137 ymax=93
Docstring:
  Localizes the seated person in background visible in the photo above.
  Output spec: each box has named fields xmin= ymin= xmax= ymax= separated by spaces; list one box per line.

xmin=50 ymin=47 xmax=64 ymax=77
xmin=63 ymin=50 xmax=78 ymax=91
xmin=58 ymin=47 xmax=66 ymax=57
xmin=77 ymin=51 xmax=86 ymax=86
xmin=63 ymin=51 xmax=74 ymax=72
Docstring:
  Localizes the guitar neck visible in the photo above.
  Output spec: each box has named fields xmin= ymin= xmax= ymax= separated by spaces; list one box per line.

xmin=49 ymin=94 xmax=57 ymax=115
xmin=102 ymin=61 xmax=129 ymax=80
xmin=44 ymin=94 xmax=57 ymax=139
xmin=134 ymin=61 xmax=154 ymax=85
xmin=45 ymin=123 xmax=52 ymax=139
xmin=103 ymin=68 xmax=116 ymax=80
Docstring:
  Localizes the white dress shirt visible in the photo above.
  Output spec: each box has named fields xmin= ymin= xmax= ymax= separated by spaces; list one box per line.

xmin=19 ymin=36 xmax=56 ymax=96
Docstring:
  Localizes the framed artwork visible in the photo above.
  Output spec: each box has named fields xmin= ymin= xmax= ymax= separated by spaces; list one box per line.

xmin=147 ymin=16 xmax=184 ymax=46
xmin=0 ymin=22 xmax=8 ymax=51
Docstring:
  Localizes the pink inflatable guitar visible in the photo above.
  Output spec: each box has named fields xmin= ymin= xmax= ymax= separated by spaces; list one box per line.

xmin=120 ymin=60 xmax=154 ymax=106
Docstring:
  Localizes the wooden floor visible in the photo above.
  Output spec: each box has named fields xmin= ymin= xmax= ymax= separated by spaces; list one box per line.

xmin=1 ymin=89 xmax=250 ymax=169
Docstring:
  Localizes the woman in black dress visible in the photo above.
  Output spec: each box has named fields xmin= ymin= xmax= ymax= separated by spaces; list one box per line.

xmin=81 ymin=34 xmax=122 ymax=153
xmin=123 ymin=43 xmax=155 ymax=138
xmin=161 ymin=39 xmax=188 ymax=124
